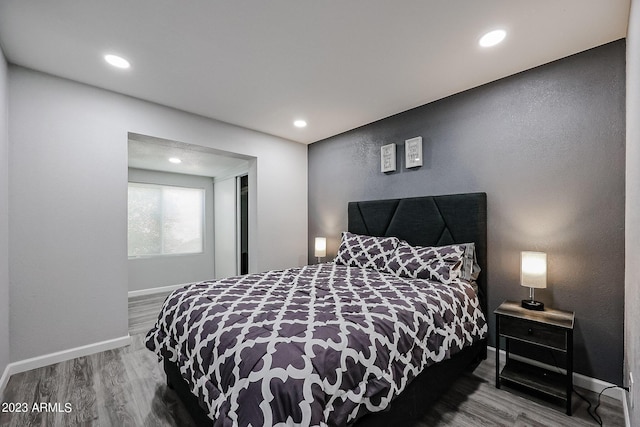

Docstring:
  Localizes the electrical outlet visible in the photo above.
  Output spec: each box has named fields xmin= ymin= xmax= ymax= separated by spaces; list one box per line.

xmin=631 ymin=372 xmax=634 ymax=409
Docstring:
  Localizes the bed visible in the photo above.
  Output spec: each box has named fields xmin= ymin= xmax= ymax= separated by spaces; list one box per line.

xmin=146 ymin=192 xmax=488 ymax=426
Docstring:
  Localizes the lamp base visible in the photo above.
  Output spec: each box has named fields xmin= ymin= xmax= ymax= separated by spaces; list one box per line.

xmin=521 ymin=299 xmax=544 ymax=311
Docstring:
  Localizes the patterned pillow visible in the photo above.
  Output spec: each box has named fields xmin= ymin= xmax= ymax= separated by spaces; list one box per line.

xmin=386 ymin=242 xmax=480 ymax=285
xmin=334 ymin=232 xmax=399 ymax=270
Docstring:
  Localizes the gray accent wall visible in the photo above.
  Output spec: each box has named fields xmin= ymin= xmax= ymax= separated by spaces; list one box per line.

xmin=0 ymin=45 xmax=10 ymax=389
xmin=8 ymin=66 xmax=307 ymax=363
xmin=127 ymin=168 xmax=215 ymax=292
xmin=627 ymin=0 xmax=640 ymax=423
xmin=308 ymin=41 xmax=625 ymax=384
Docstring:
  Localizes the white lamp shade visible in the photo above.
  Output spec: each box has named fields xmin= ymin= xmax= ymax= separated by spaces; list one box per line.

xmin=314 ymin=237 xmax=327 ymax=258
xmin=521 ymin=251 xmax=547 ymax=289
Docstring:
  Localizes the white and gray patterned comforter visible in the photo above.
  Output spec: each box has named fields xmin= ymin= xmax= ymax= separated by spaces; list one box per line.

xmin=145 ymin=262 xmax=487 ymax=427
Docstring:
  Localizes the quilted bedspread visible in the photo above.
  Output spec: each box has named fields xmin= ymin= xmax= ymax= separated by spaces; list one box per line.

xmin=145 ymin=262 xmax=487 ymax=427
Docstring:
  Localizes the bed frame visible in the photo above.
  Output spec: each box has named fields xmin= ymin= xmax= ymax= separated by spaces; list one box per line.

xmin=163 ymin=192 xmax=488 ymax=426
xmin=348 ymin=192 xmax=488 ymax=426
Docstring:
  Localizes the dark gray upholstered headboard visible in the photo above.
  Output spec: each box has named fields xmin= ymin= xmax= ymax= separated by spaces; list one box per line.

xmin=348 ymin=192 xmax=487 ymax=314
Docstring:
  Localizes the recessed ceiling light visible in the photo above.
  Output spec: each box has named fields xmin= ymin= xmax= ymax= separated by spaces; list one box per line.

xmin=479 ymin=29 xmax=506 ymax=48
xmin=294 ymin=120 xmax=307 ymax=128
xmin=168 ymin=157 xmax=182 ymax=164
xmin=104 ymin=54 xmax=131 ymax=69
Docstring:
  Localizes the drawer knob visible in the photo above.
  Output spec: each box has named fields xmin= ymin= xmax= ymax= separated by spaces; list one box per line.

xmin=528 ymin=328 xmax=533 ymax=335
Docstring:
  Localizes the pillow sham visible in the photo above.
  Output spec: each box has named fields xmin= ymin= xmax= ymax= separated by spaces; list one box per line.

xmin=386 ymin=241 xmax=480 ymax=285
xmin=334 ymin=231 xmax=399 ymax=270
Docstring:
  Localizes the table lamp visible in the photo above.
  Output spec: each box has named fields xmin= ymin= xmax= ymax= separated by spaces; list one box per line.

xmin=315 ymin=237 xmax=327 ymax=263
xmin=521 ymin=251 xmax=547 ymax=311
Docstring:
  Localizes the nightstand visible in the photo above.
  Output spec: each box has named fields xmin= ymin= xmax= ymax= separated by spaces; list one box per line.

xmin=495 ymin=300 xmax=575 ymax=415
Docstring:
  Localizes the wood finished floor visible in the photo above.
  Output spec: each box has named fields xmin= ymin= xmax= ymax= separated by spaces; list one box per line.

xmin=0 ymin=291 xmax=626 ymax=426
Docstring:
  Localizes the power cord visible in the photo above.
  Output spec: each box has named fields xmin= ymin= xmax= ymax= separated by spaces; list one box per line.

xmin=573 ymin=384 xmax=628 ymax=426
xmin=548 ymin=350 xmax=628 ymax=425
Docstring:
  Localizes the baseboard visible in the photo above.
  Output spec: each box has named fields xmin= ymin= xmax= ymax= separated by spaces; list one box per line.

xmin=0 ymin=362 xmax=10 ymax=402
xmin=128 ymin=283 xmax=185 ymax=298
xmin=488 ymin=346 xmax=626 ymax=402
xmin=4 ymin=335 xmax=131 ymax=380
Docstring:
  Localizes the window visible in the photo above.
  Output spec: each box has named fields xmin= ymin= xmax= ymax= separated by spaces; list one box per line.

xmin=128 ymin=182 xmax=205 ymax=257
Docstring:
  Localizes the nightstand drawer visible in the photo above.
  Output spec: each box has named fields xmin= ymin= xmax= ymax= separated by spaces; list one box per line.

xmin=499 ymin=316 xmax=567 ymax=351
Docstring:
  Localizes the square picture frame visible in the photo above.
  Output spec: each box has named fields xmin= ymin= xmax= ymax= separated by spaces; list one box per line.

xmin=405 ymin=137 xmax=423 ymax=168
xmin=380 ymin=143 xmax=396 ymax=172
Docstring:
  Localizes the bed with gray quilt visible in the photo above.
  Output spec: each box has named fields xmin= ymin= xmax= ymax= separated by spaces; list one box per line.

xmin=146 ymin=192 xmax=488 ymax=426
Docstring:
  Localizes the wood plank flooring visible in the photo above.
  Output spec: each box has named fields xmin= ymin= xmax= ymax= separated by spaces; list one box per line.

xmin=0 ymin=291 xmax=626 ymax=426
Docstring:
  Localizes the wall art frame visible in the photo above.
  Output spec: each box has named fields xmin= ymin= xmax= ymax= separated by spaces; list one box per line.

xmin=405 ymin=137 xmax=423 ymax=168
xmin=380 ymin=143 xmax=396 ymax=172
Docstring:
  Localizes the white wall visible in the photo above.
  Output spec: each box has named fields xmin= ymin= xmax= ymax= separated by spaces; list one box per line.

xmin=214 ymin=176 xmax=239 ymax=279
xmin=8 ymin=66 xmax=308 ymax=363
xmin=0 ymin=44 xmax=10 ymax=392
xmin=627 ymin=1 xmax=640 ymax=424
xmin=127 ymin=168 xmax=215 ymax=292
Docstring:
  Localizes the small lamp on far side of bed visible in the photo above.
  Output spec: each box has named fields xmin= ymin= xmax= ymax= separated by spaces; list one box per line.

xmin=315 ymin=237 xmax=327 ymax=264
xmin=521 ymin=251 xmax=547 ymax=311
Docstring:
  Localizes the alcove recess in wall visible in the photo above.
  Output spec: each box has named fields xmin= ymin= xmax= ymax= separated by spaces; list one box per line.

xmin=126 ymin=132 xmax=256 ymax=291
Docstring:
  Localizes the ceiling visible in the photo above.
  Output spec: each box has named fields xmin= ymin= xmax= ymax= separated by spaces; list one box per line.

xmin=128 ymin=134 xmax=251 ymax=178
xmin=0 ymin=1 xmax=630 ymax=144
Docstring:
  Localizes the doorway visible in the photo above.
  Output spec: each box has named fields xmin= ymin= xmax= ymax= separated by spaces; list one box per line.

xmin=239 ymin=174 xmax=249 ymax=275
xmin=128 ymin=133 xmax=255 ymax=291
